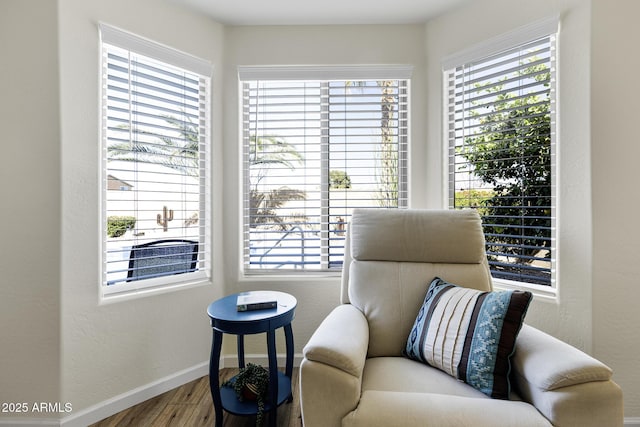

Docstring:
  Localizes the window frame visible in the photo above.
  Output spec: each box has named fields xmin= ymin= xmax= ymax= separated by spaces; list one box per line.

xmin=239 ymin=65 xmax=412 ymax=276
xmin=99 ymin=24 xmax=212 ymax=299
xmin=443 ymin=17 xmax=558 ymax=293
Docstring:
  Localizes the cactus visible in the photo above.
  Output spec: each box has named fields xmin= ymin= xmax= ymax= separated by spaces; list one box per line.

xmin=157 ymin=206 xmax=174 ymax=232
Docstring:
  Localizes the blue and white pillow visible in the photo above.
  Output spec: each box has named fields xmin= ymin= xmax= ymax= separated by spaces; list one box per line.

xmin=405 ymin=277 xmax=532 ymax=399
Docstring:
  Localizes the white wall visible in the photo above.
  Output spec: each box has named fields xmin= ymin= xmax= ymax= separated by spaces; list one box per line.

xmin=591 ymin=0 xmax=640 ymax=417
xmin=57 ymin=0 xmax=225 ymax=420
xmin=0 ymin=0 xmax=62 ymax=413
xmin=221 ymin=24 xmax=428 ymax=356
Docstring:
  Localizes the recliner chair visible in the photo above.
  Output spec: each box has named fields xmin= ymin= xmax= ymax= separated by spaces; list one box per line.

xmin=300 ymin=208 xmax=623 ymax=427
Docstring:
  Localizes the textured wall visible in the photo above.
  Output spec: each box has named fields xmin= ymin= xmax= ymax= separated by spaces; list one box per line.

xmin=591 ymin=0 xmax=640 ymax=417
xmin=0 ymin=0 xmax=62 ymax=418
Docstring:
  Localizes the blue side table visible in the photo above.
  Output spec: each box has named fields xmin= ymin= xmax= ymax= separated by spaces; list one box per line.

xmin=207 ymin=291 xmax=297 ymax=427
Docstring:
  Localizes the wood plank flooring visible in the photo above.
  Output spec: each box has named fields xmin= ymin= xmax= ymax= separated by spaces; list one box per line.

xmin=90 ymin=368 xmax=302 ymax=427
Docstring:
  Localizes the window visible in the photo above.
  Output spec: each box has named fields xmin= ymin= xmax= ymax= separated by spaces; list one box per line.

xmin=100 ymin=25 xmax=211 ymax=295
xmin=445 ymin=21 xmax=557 ymax=286
xmin=240 ymin=66 xmax=410 ymax=273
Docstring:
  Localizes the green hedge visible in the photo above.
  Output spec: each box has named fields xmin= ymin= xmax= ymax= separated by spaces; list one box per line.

xmin=107 ymin=216 xmax=136 ymax=238
xmin=454 ymin=189 xmax=493 ymax=213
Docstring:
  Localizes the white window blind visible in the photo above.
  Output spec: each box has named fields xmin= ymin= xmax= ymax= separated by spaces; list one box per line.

xmin=241 ymin=71 xmax=409 ymax=272
xmin=446 ymin=33 xmax=556 ymax=286
xmin=101 ymin=25 xmax=211 ymax=292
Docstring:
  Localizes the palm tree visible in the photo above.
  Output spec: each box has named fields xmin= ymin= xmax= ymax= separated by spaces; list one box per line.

xmin=109 ymin=116 xmax=307 ymax=230
xmin=249 ymin=135 xmax=303 ymax=169
xmin=346 ymin=80 xmax=401 ymax=207
xmin=107 ymin=114 xmax=200 ymax=176
xmin=376 ymin=80 xmax=400 ymax=208
xmin=248 ymin=135 xmax=306 ymax=229
xmin=250 ymin=187 xmax=306 ymax=230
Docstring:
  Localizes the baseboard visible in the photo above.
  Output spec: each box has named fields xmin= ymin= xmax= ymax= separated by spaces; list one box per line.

xmin=0 ymin=419 xmax=60 ymax=426
xmin=59 ymin=361 xmax=209 ymax=427
xmin=625 ymin=417 xmax=640 ymax=426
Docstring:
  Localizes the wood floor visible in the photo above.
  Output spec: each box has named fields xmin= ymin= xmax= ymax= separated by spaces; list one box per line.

xmin=89 ymin=368 xmax=302 ymax=427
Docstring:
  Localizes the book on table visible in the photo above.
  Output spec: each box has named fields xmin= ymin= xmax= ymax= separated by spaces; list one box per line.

xmin=236 ymin=292 xmax=278 ymax=312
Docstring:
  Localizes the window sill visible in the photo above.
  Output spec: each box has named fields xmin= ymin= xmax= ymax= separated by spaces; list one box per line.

xmin=99 ymin=273 xmax=211 ymax=305
xmin=239 ymin=270 xmax=341 ymax=283
xmin=492 ymin=277 xmax=557 ymax=302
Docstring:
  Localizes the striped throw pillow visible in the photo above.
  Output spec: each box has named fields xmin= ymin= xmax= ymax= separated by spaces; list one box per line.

xmin=405 ymin=277 xmax=532 ymax=399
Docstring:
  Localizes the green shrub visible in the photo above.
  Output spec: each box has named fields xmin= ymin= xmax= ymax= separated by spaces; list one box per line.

xmin=107 ymin=216 xmax=136 ymax=238
xmin=454 ymin=189 xmax=493 ymax=216
xmin=329 ymin=170 xmax=351 ymax=189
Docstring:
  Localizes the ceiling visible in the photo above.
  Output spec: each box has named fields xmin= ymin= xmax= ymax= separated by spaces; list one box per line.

xmin=171 ymin=0 xmax=470 ymax=26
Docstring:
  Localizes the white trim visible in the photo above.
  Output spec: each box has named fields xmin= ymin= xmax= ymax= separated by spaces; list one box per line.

xmin=100 ymin=272 xmax=210 ymax=300
xmin=625 ymin=418 xmax=640 ymax=427
xmin=58 ymin=362 xmax=208 ymax=427
xmin=99 ymin=277 xmax=212 ymax=304
xmin=238 ymin=64 xmax=413 ymax=81
xmin=99 ymin=23 xmax=213 ymax=76
xmin=493 ymin=278 xmax=558 ymax=302
xmin=442 ymin=15 xmax=559 ymax=70
xmin=0 ymin=420 xmax=59 ymax=426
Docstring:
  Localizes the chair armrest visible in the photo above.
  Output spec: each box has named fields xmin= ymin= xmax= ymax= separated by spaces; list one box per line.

xmin=514 ymin=324 xmax=612 ymax=391
xmin=300 ymin=304 xmax=369 ymax=427
xmin=303 ymin=304 xmax=369 ymax=378
xmin=513 ymin=324 xmax=623 ymax=427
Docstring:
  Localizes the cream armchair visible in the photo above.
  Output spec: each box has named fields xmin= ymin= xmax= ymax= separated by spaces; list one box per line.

xmin=300 ymin=209 xmax=623 ymax=427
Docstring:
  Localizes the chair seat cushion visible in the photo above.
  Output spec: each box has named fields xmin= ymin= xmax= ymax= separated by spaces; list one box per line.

xmin=343 ymin=390 xmax=551 ymax=427
xmin=354 ymin=357 xmax=551 ymax=427
xmin=362 ymin=357 xmax=488 ymax=398
xmin=405 ymin=277 xmax=532 ymax=399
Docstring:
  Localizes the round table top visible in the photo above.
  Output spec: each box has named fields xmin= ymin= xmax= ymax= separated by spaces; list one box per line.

xmin=207 ymin=291 xmax=297 ymax=335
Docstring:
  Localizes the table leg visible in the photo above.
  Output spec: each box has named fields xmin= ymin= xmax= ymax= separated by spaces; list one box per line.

xmin=284 ymin=323 xmax=294 ymax=378
xmin=237 ymin=334 xmax=245 ymax=369
xmin=209 ymin=330 xmax=224 ymax=427
xmin=266 ymin=329 xmax=278 ymax=427
xmin=284 ymin=323 xmax=294 ymax=402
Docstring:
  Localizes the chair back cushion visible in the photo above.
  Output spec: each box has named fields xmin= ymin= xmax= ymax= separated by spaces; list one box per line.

xmin=345 ymin=209 xmax=492 ymax=357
